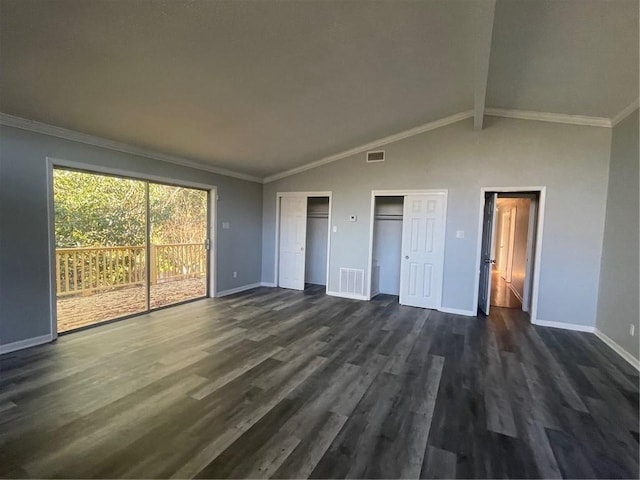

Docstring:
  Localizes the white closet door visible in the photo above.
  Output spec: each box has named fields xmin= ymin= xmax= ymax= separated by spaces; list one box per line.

xmin=399 ymin=194 xmax=446 ymax=309
xmin=478 ymin=193 xmax=497 ymax=315
xmin=278 ymin=196 xmax=307 ymax=290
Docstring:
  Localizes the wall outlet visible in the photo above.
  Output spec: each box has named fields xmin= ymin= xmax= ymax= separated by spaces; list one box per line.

xmin=222 ymin=222 xmax=230 ymax=230
xmin=456 ymin=230 xmax=465 ymax=239
xmin=332 ymin=226 xmax=337 ymax=233
xmin=233 ymin=271 xmax=237 ymax=278
xmin=630 ymin=324 xmax=635 ymax=336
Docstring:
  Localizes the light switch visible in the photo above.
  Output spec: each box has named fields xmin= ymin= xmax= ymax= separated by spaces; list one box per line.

xmin=222 ymin=222 xmax=230 ymax=230
xmin=456 ymin=230 xmax=464 ymax=239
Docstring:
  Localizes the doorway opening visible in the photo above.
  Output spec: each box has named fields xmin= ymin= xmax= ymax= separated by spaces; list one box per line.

xmin=476 ymin=188 xmax=544 ymax=319
xmin=51 ymin=166 xmax=212 ymax=333
xmin=276 ymin=192 xmax=332 ymax=292
xmin=305 ymin=197 xmax=330 ymax=289
xmin=367 ymin=190 xmax=447 ymax=310
xmin=371 ymin=196 xmax=404 ymax=298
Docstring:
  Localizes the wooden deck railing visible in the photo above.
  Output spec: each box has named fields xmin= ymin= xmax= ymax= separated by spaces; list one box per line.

xmin=56 ymin=243 xmax=206 ymax=297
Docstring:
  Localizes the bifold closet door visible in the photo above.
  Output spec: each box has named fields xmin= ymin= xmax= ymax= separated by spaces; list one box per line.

xmin=278 ymin=196 xmax=307 ymax=290
xmin=399 ymin=194 xmax=446 ymax=309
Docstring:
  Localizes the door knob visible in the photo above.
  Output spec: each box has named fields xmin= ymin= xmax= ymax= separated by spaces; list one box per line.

xmin=405 ymin=255 xmax=409 ymax=260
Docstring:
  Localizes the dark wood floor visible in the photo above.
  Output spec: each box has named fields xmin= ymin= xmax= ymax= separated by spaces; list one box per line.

xmin=0 ymin=286 xmax=638 ymax=479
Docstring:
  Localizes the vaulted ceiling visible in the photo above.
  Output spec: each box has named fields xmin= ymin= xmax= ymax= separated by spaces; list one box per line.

xmin=1 ymin=0 xmax=638 ymax=180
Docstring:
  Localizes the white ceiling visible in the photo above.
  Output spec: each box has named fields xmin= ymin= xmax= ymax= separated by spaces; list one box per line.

xmin=0 ymin=0 xmax=637 ymax=180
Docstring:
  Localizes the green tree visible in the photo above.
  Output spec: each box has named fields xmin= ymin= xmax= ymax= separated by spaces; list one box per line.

xmin=54 ymin=170 xmax=146 ymax=247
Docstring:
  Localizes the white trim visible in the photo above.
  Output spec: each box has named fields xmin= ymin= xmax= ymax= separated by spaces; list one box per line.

xmin=610 ymin=99 xmax=640 ymax=127
xmin=0 ymin=334 xmax=53 ymax=355
xmin=215 ymin=282 xmax=262 ymax=298
xmin=274 ymin=191 xmax=332 ymax=292
xmin=484 ymin=108 xmax=611 ymax=128
xmin=366 ymin=189 xmax=448 ymax=312
xmin=260 ymin=282 xmax=277 ymax=288
xmin=263 ymin=111 xmax=474 ymax=183
xmin=208 ymin=188 xmax=218 ymax=299
xmin=522 ymin=198 xmax=538 ymax=312
xmin=0 ymin=112 xmax=261 ymax=183
xmin=46 ymin=158 xmax=58 ymax=340
xmin=439 ymin=307 xmax=476 ymax=317
xmin=472 ymin=187 xmax=546 ymax=324
xmin=594 ymin=329 xmax=640 ymax=371
xmin=532 ymin=319 xmax=595 ymax=333
xmin=326 ymin=290 xmax=368 ymax=301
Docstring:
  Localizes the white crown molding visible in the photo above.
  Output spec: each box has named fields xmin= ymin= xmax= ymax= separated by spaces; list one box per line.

xmin=263 ymin=110 xmax=474 ymax=183
xmin=0 ymin=113 xmax=262 ymax=183
xmin=610 ymin=99 xmax=640 ymax=127
xmin=485 ymin=108 xmax=612 ymax=128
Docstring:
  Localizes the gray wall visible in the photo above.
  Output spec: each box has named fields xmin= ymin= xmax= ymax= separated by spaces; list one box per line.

xmin=0 ymin=125 xmax=263 ymax=346
xmin=262 ymin=116 xmax=611 ymax=328
xmin=596 ymin=109 xmax=639 ymax=360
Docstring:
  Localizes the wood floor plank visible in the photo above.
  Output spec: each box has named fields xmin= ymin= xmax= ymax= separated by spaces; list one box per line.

xmin=0 ymin=289 xmax=637 ymax=479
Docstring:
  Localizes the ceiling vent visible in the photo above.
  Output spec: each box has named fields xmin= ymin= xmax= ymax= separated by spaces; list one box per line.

xmin=366 ymin=150 xmax=385 ymax=163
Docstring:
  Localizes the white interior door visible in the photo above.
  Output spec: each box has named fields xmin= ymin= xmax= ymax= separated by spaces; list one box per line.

xmin=278 ymin=196 xmax=307 ymax=290
xmin=478 ymin=193 xmax=497 ymax=315
xmin=399 ymin=194 xmax=446 ymax=309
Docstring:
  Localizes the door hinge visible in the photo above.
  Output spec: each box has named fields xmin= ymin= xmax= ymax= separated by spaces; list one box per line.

xmin=205 ymin=238 xmax=211 ymax=250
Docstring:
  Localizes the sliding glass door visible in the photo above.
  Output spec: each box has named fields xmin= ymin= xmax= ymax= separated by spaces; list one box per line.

xmin=53 ymin=168 xmax=209 ymax=333
xmin=149 ymin=184 xmax=208 ymax=309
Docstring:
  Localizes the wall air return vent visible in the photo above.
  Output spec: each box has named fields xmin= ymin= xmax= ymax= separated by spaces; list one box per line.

xmin=339 ymin=268 xmax=365 ymax=296
xmin=366 ymin=150 xmax=385 ymax=163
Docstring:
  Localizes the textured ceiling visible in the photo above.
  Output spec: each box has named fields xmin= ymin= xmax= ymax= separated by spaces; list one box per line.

xmin=0 ymin=0 xmax=637 ymax=179
xmin=487 ymin=0 xmax=639 ymax=118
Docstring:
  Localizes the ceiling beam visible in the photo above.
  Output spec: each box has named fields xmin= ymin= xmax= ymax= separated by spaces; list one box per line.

xmin=473 ymin=0 xmax=497 ymax=130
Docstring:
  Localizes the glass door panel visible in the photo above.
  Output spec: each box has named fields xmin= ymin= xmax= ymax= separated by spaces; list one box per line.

xmin=54 ymin=169 xmax=147 ymax=332
xmin=148 ymin=183 xmax=208 ymax=309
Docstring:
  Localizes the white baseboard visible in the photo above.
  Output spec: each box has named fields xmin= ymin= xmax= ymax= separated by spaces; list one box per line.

xmin=260 ymin=282 xmax=277 ymax=288
xmin=216 ymin=282 xmax=262 ymax=298
xmin=594 ymin=329 xmax=640 ymax=371
xmin=532 ymin=319 xmax=595 ymax=333
xmin=326 ymin=290 xmax=368 ymax=301
xmin=0 ymin=334 xmax=53 ymax=355
xmin=439 ymin=307 xmax=476 ymax=317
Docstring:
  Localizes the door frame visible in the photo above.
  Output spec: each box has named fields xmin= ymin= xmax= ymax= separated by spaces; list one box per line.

xmin=46 ymin=157 xmax=218 ymax=340
xmin=472 ymin=186 xmax=546 ymax=323
xmin=274 ymin=191 xmax=332 ymax=291
xmin=366 ymin=189 xmax=448 ymax=310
